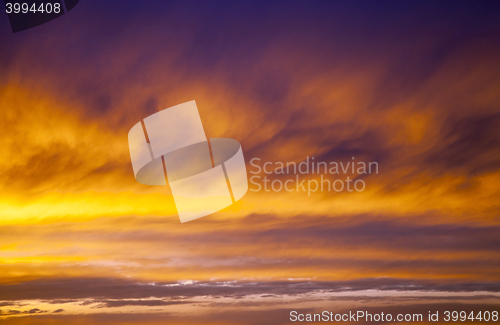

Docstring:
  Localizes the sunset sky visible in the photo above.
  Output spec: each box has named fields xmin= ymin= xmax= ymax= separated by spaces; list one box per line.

xmin=0 ymin=1 xmax=499 ymax=324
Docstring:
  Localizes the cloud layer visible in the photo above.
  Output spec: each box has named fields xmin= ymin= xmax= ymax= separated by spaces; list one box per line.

xmin=1 ymin=1 xmax=499 ymax=324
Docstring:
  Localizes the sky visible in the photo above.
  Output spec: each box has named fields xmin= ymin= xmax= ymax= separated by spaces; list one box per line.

xmin=0 ymin=1 xmax=499 ymax=324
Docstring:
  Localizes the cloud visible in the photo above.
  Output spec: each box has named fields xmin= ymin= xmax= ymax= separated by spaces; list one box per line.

xmin=0 ymin=213 xmax=498 ymax=284
xmin=1 ymin=303 xmax=500 ymax=325
xmin=96 ymin=299 xmax=190 ymax=308
xmin=0 ymin=302 xmax=16 ymax=307
xmin=0 ymin=277 xmax=499 ymax=303
xmin=0 ymin=1 xmax=499 ymax=323
xmin=425 ymin=113 xmax=500 ymax=175
xmin=0 ymin=308 xmax=46 ymax=316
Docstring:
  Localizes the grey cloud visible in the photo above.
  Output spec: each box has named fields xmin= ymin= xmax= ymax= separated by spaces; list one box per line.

xmin=96 ymin=299 xmax=190 ymax=308
xmin=0 ymin=277 xmax=499 ymax=302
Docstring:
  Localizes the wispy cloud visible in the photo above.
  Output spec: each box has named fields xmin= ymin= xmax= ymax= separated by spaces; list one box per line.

xmin=0 ymin=1 xmax=499 ymax=323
